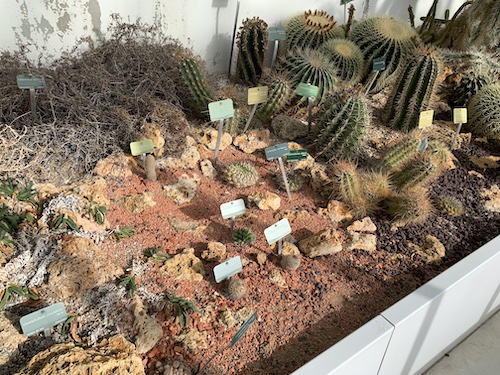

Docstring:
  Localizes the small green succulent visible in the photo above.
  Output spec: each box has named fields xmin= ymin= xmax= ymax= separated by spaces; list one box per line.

xmin=232 ymin=228 xmax=256 ymax=245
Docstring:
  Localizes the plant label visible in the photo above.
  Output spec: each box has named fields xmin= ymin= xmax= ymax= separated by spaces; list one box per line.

xmin=418 ymin=110 xmax=434 ymax=129
xmin=453 ymin=108 xmax=467 ymax=124
xmin=130 ymin=139 xmax=154 ymax=156
xmin=20 ymin=302 xmax=67 ymax=337
xmin=220 ymin=198 xmax=246 ymax=220
xmin=208 ymin=99 xmax=234 ymax=121
xmin=419 ymin=136 xmax=428 ymax=156
xmin=248 ymin=86 xmax=268 ymax=105
xmin=265 ymin=143 xmax=290 ymax=161
xmin=286 ymin=149 xmax=308 ymax=162
xmin=340 ymin=0 xmax=354 ymax=4
xmin=373 ymin=57 xmax=386 ymax=72
xmin=214 ymin=256 xmax=243 ymax=283
xmin=231 ymin=310 xmax=257 ymax=347
xmin=269 ymin=26 xmax=286 ymax=41
xmin=16 ymin=74 xmax=46 ymax=89
xmin=297 ymin=83 xmax=319 ymax=99
xmin=264 ymin=218 xmax=291 ymax=245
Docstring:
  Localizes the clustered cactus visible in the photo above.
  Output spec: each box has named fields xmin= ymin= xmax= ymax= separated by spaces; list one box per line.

xmin=256 ymin=74 xmax=292 ymax=123
xmin=385 ymin=188 xmax=433 ymax=226
xmin=224 ymin=161 xmax=259 ymax=188
xmin=381 ymin=136 xmax=419 ymax=170
xmin=390 ymin=158 xmax=437 ymax=192
xmin=436 ymin=196 xmax=464 ymax=216
xmin=319 ymin=38 xmax=365 ymax=85
xmin=236 ymin=17 xmax=269 ymax=85
xmin=177 ymin=57 xmax=214 ymax=118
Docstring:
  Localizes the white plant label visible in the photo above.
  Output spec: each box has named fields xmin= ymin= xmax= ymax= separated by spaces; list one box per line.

xmin=220 ymin=198 xmax=246 ymax=220
xmin=453 ymin=108 xmax=467 ymax=124
xmin=20 ymin=302 xmax=67 ymax=337
xmin=214 ymin=256 xmax=243 ymax=283
xmin=264 ymin=218 xmax=291 ymax=245
xmin=418 ymin=110 xmax=434 ymax=129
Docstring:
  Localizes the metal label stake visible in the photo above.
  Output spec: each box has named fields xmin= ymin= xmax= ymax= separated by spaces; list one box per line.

xmin=17 ymin=74 xmax=45 ymax=122
xmin=244 ymin=86 xmax=268 ymax=133
xmin=265 ymin=143 xmax=291 ymax=200
xmin=452 ymin=108 xmax=468 ymax=150
xmin=208 ymin=99 xmax=235 ymax=165
xmin=365 ymin=57 xmax=386 ymax=95
xmin=264 ymin=218 xmax=292 ymax=255
xmin=269 ymin=27 xmax=285 ymax=72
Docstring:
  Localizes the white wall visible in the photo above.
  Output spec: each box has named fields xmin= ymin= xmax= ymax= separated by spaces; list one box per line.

xmin=0 ymin=0 xmax=465 ymax=72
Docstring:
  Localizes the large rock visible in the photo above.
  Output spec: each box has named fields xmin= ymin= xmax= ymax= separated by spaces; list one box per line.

xmin=157 ymin=137 xmax=201 ymax=170
xmin=481 ymin=184 xmax=500 ymax=213
xmin=163 ymin=174 xmax=199 ymax=204
xmin=201 ymin=242 xmax=227 ymax=262
xmin=131 ymin=296 xmax=163 ymax=354
xmin=298 ymin=229 xmax=345 ymax=258
xmin=93 ymin=153 xmax=136 ymax=179
xmin=161 ymin=248 xmax=205 ymax=282
xmin=347 ymin=217 xmax=377 ymax=232
xmin=0 ymin=311 xmax=27 ymax=366
xmin=318 ymin=200 xmax=353 ymax=224
xmin=119 ymin=192 xmax=156 ymax=214
xmin=14 ymin=335 xmax=144 ymax=375
xmin=410 ymin=235 xmax=446 ymax=262
xmin=197 ymin=128 xmax=232 ymax=151
xmin=344 ymin=232 xmax=377 ymax=252
xmin=233 ymin=129 xmax=272 ymax=153
xmin=247 ymin=191 xmax=281 ymax=211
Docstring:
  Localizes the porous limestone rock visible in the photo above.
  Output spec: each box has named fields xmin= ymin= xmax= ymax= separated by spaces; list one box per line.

xmin=309 ymin=163 xmax=334 ymax=197
xmin=410 ymin=235 xmax=446 ymax=262
xmin=157 ymin=145 xmax=200 ymax=170
xmin=93 ymin=153 xmax=136 ymax=179
xmin=71 ymin=177 xmax=110 ymax=207
xmin=269 ymin=269 xmax=287 ymax=287
xmin=130 ymin=296 xmax=163 ymax=354
xmin=344 ymin=232 xmax=377 ymax=252
xmin=173 ymin=328 xmax=208 ymax=351
xmin=346 ymin=217 xmax=377 ymax=232
xmin=318 ymin=200 xmax=354 ymax=223
xmin=13 ymin=335 xmax=144 ymax=375
xmin=233 ymin=129 xmax=272 ymax=154
xmin=274 ymin=209 xmax=311 ymax=223
xmin=281 ymin=241 xmax=301 ymax=256
xmin=163 ymin=174 xmax=199 ymax=204
xmin=118 ymin=192 xmax=156 ymax=214
xmin=200 ymin=159 xmax=217 ymax=179
xmin=481 ymin=184 xmax=500 ymax=213
xmin=0 ymin=311 xmax=27 ymax=366
xmin=298 ymin=229 xmax=345 ymax=258
xmin=469 ymin=156 xmax=500 ymax=169
xmin=161 ymin=248 xmax=205 ymax=282
xmin=198 ymin=128 xmax=232 ymax=151
xmin=288 ymin=142 xmax=315 ymax=170
xmin=201 ymin=242 xmax=226 ymax=262
xmin=247 ymin=191 xmax=281 ymax=211
xmin=141 ymin=122 xmax=165 ymax=157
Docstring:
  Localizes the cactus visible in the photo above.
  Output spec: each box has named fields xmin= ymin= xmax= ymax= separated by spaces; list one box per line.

xmin=384 ymin=46 xmax=442 ymax=132
xmin=319 ymin=38 xmax=365 ymax=85
xmin=177 ymin=57 xmax=215 ymax=118
xmin=255 ymin=74 xmax=292 ymax=124
xmin=427 ymin=140 xmax=455 ymax=171
xmin=285 ymin=10 xmax=344 ymax=51
xmin=382 ymin=136 xmax=420 ymax=170
xmin=350 ymin=15 xmax=419 ymax=92
xmin=224 ymin=161 xmax=259 ymax=188
xmin=385 ymin=188 xmax=433 ymax=225
xmin=447 ymin=68 xmax=491 ymax=108
xmin=361 ymin=171 xmax=392 ymax=205
xmin=467 ymin=84 xmax=500 ymax=140
xmin=436 ymin=195 xmax=464 ymax=216
xmin=278 ymin=173 xmax=304 ymax=192
xmin=280 ymin=254 xmax=301 ymax=271
xmin=314 ymin=89 xmax=369 ymax=161
xmin=236 ymin=17 xmax=268 ymax=85
xmin=223 ymin=107 xmax=241 ymax=136
xmin=232 ymin=228 xmax=256 ymax=245
xmin=279 ymin=48 xmax=337 ymax=105
xmin=145 ymin=154 xmax=157 ymax=181
xmin=391 ymin=158 xmax=437 ymax=191
xmin=227 ymin=278 xmax=248 ymax=300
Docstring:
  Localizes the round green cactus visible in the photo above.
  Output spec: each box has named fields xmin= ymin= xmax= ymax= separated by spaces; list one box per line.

xmin=448 ymin=69 xmax=491 ymax=108
xmin=436 ymin=196 xmax=464 ymax=216
xmin=280 ymin=254 xmax=301 ymax=271
xmin=227 ymin=278 xmax=248 ymax=300
xmin=319 ymin=38 xmax=365 ymax=85
xmin=467 ymin=84 xmax=500 ymax=140
xmin=224 ymin=161 xmax=259 ymax=188
xmin=232 ymin=228 xmax=256 ymax=245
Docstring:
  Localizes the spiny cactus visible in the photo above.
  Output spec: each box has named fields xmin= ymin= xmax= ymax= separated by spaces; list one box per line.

xmin=391 ymin=158 xmax=437 ymax=192
xmin=447 ymin=68 xmax=492 ymax=108
xmin=279 ymin=48 xmax=337 ymax=105
xmin=385 ymin=188 xmax=433 ymax=225
xmin=436 ymin=195 xmax=464 ymax=216
xmin=224 ymin=161 xmax=259 ymax=188
xmin=256 ymin=74 xmax=292 ymax=123
xmin=236 ymin=17 xmax=268 ymax=85
xmin=314 ymin=89 xmax=369 ymax=161
xmin=177 ymin=57 xmax=215 ymax=118
xmin=278 ymin=173 xmax=304 ymax=192
xmin=285 ymin=10 xmax=344 ymax=51
xmin=223 ymin=107 xmax=241 ymax=136
xmin=361 ymin=171 xmax=392 ymax=205
xmin=232 ymin=228 xmax=256 ymax=245
xmin=319 ymin=38 xmax=365 ymax=85
xmin=467 ymin=84 xmax=500 ymax=140
xmin=427 ymin=140 xmax=455 ymax=171
xmin=227 ymin=278 xmax=248 ymax=300
xmin=350 ymin=15 xmax=419 ymax=92
xmin=382 ymin=136 xmax=420 ymax=170
xmin=384 ymin=46 xmax=442 ymax=132
xmin=281 ymin=254 xmax=301 ymax=271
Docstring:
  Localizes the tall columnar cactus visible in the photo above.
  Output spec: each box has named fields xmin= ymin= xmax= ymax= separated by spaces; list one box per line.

xmin=319 ymin=38 xmax=365 ymax=85
xmin=314 ymin=89 xmax=369 ymax=160
xmin=236 ymin=17 xmax=268 ymax=85
xmin=177 ymin=57 xmax=215 ymax=118
xmin=285 ymin=10 xmax=344 ymax=51
xmin=384 ymin=47 xmax=442 ymax=132
xmin=391 ymin=158 xmax=437 ymax=192
xmin=256 ymin=74 xmax=292 ymax=123
xmin=467 ymin=84 xmax=500 ymax=140
xmin=350 ymin=15 xmax=419 ymax=92
xmin=382 ymin=136 xmax=419 ymax=170
xmin=279 ymin=48 xmax=337 ymax=104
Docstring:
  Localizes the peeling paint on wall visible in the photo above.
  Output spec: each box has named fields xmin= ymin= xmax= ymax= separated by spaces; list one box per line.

xmin=87 ymin=0 xmax=102 ymax=37
xmin=57 ymin=11 xmax=71 ymax=33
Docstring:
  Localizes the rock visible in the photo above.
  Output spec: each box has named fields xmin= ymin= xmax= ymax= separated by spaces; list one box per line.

xmin=217 ymin=307 xmax=253 ymax=330
xmin=480 ymin=184 xmax=500 ymax=213
xmin=93 ymin=153 xmax=136 ymax=179
xmin=201 ymin=242 xmax=226 ymax=262
xmin=274 ymin=209 xmax=310 ymax=223
xmin=309 ymin=163 xmax=334 ymax=197
xmin=157 ymin=145 xmax=200 ymax=170
xmin=281 ymin=241 xmax=301 ymax=256
xmin=233 ymin=129 xmax=272 ymax=154
xmin=298 ymin=229 xmax=345 ymax=258
xmin=0 ymin=243 xmax=14 ymax=266
xmin=200 ymin=159 xmax=217 ymax=179
xmin=256 ymin=253 xmax=267 ymax=265
xmin=168 ymin=217 xmax=198 ymax=233
xmin=347 ymin=217 xmax=377 ymax=232
xmin=288 ymin=142 xmax=315 ymax=170
xmin=131 ymin=296 xmax=163 ymax=354
xmin=173 ymin=328 xmax=208 ymax=351
xmin=247 ymin=191 xmax=281 ymax=211
xmin=71 ymin=177 xmax=110 ymax=207
xmin=163 ymin=174 xmax=199 ymax=204
xmin=141 ymin=123 xmax=165 ymax=157
xmin=14 ymin=335 xmax=144 ymax=375
xmin=470 ymin=156 xmax=500 ymax=169
xmin=161 ymin=248 xmax=205 ymax=282
xmin=318 ymin=200 xmax=354 ymax=224
xmin=344 ymin=232 xmax=377 ymax=252
xmin=271 ymin=115 xmax=308 ymax=140
xmin=411 ymin=235 xmax=446 ymax=262
xmin=0 ymin=311 xmax=27 ymax=366
xmin=119 ymin=192 xmax=156 ymax=214
xmin=269 ymin=269 xmax=287 ymax=287
xmin=198 ymin=128 xmax=232 ymax=151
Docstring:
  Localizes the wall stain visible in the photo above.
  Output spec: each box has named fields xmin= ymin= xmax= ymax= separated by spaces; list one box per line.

xmin=87 ymin=0 xmax=102 ymax=38
xmin=57 ymin=11 xmax=71 ymax=33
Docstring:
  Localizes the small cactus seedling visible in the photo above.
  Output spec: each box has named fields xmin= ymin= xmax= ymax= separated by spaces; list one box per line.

xmin=280 ymin=254 xmax=301 ymax=271
xmin=232 ymin=228 xmax=256 ymax=245
xmin=236 ymin=17 xmax=268 ymax=85
xmin=227 ymin=278 xmax=248 ymax=300
xmin=224 ymin=161 xmax=259 ymax=188
xmin=467 ymin=84 xmax=500 ymax=140
xmin=436 ymin=196 xmax=464 ymax=216
xmin=319 ymin=38 xmax=365 ymax=85
xmin=278 ymin=173 xmax=304 ymax=192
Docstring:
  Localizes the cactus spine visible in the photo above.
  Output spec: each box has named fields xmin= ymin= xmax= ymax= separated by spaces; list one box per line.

xmin=177 ymin=58 xmax=215 ymax=118
xmin=224 ymin=161 xmax=259 ymax=188
xmin=382 ymin=137 xmax=419 ymax=170
xmin=256 ymin=74 xmax=292 ymax=123
xmin=319 ymin=38 xmax=365 ymax=85
xmin=236 ymin=17 xmax=268 ymax=85
xmin=384 ymin=47 xmax=442 ymax=132
xmin=467 ymin=84 xmax=500 ymax=140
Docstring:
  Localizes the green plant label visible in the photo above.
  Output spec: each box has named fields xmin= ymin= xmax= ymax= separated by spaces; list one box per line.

xmin=214 ymin=256 xmax=243 ymax=283
xmin=231 ymin=310 xmax=258 ymax=347
xmin=248 ymin=86 xmax=269 ymax=105
xmin=340 ymin=0 xmax=354 ymax=4
xmin=286 ymin=149 xmax=308 ymax=162
xmin=269 ymin=26 xmax=286 ymax=41
xmin=419 ymin=136 xmax=428 ymax=156
xmin=16 ymin=74 xmax=46 ymax=89
xmin=418 ymin=110 xmax=434 ymax=129
xmin=264 ymin=218 xmax=291 ymax=245
xmin=220 ymin=198 xmax=246 ymax=220
xmin=209 ymin=99 xmax=234 ymax=121
xmin=265 ymin=143 xmax=290 ymax=160
xmin=453 ymin=108 xmax=467 ymax=124
xmin=373 ymin=57 xmax=386 ymax=72
xmin=20 ymin=302 xmax=67 ymax=337
xmin=297 ymin=83 xmax=319 ymax=98
xmin=130 ymin=139 xmax=154 ymax=156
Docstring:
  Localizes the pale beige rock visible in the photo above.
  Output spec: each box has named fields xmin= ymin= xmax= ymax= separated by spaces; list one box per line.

xmin=288 ymin=142 xmax=315 ymax=170
xmin=168 ymin=217 xmax=198 ymax=233
xmin=411 ymin=235 xmax=446 ymax=262
xmin=0 ymin=243 xmax=14 ymax=266
xmin=247 ymin=191 xmax=281 ymax=211
xmin=480 ymin=184 xmax=500 ymax=213
xmin=299 ymin=229 xmax=345 ymax=258
xmin=14 ymin=335 xmax=144 ymax=375
xmin=470 ymin=156 xmax=500 ymax=169
xmin=198 ymin=128 xmax=232 ymax=151
xmin=174 ymin=328 xmax=208 ymax=351
xmin=141 ymin=123 xmax=165 ymax=157
xmin=161 ymin=248 xmax=205 ymax=282
xmin=157 ymin=146 xmax=200 ymax=170
xmin=119 ymin=192 xmax=156 ymax=214
xmin=163 ymin=174 xmax=199 ymax=204
xmin=201 ymin=242 xmax=226 ymax=262
xmin=71 ymin=177 xmax=110 ymax=207
xmin=271 ymin=115 xmax=308 ymax=140
xmin=344 ymin=232 xmax=377 ymax=252
xmin=233 ymin=129 xmax=272 ymax=153
xmin=256 ymin=253 xmax=267 ymax=265
xmin=217 ymin=307 xmax=253 ymax=330
xmin=269 ymin=269 xmax=287 ymax=287
xmin=200 ymin=159 xmax=217 ymax=179
xmin=281 ymin=241 xmax=301 ymax=256
xmin=309 ymin=163 xmax=334 ymax=197
xmin=274 ymin=209 xmax=310 ymax=223
xmin=93 ymin=153 xmax=136 ymax=179
xmin=131 ymin=296 xmax=163 ymax=354
xmin=318 ymin=200 xmax=354 ymax=223
xmin=347 ymin=217 xmax=377 ymax=232
xmin=0 ymin=311 xmax=26 ymax=366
